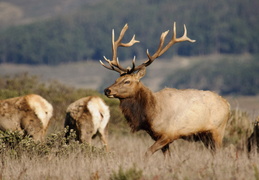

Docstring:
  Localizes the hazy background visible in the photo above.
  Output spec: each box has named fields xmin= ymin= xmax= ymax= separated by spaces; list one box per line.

xmin=0 ymin=0 xmax=258 ymax=97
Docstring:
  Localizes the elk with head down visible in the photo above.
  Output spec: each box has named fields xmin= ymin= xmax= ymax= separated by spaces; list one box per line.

xmin=0 ymin=94 xmax=53 ymax=141
xmin=64 ymin=96 xmax=110 ymax=150
xmin=100 ymin=23 xmax=230 ymax=158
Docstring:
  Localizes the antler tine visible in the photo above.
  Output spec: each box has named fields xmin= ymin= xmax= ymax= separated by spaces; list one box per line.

xmin=127 ymin=56 xmax=136 ymax=74
xmin=175 ymin=24 xmax=196 ymax=43
xmin=100 ymin=22 xmax=195 ymax=75
xmin=145 ymin=30 xmax=169 ymax=66
xmin=99 ymin=57 xmax=125 ymax=75
xmin=132 ymin=29 xmax=170 ymax=71
xmin=120 ymin=35 xmax=139 ymax=47
xmin=100 ymin=24 xmax=140 ymax=75
xmin=159 ymin=22 xmax=196 ymax=55
xmin=133 ymin=22 xmax=195 ymax=72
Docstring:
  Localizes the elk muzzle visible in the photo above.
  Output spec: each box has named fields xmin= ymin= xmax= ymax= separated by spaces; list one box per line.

xmin=104 ymin=88 xmax=114 ymax=98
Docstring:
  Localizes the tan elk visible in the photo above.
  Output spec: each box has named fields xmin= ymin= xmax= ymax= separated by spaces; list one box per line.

xmin=100 ymin=22 xmax=230 ymax=158
xmin=64 ymin=96 xmax=110 ymax=150
xmin=0 ymin=94 xmax=53 ymax=141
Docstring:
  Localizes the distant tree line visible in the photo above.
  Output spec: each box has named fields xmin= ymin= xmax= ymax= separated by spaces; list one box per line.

xmin=0 ymin=0 xmax=258 ymax=65
xmin=161 ymin=55 xmax=259 ymax=96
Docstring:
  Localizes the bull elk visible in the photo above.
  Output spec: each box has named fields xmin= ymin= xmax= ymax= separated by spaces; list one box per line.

xmin=64 ymin=96 xmax=110 ymax=150
xmin=0 ymin=94 xmax=53 ymax=141
xmin=100 ymin=23 xmax=230 ymax=158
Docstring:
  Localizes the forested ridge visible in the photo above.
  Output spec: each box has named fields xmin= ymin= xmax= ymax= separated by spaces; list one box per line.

xmin=161 ymin=55 xmax=259 ymax=95
xmin=0 ymin=0 xmax=258 ymax=65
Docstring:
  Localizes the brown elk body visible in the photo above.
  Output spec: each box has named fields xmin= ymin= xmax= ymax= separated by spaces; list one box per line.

xmin=64 ymin=96 xmax=110 ymax=150
xmin=0 ymin=94 xmax=53 ymax=141
xmin=100 ymin=23 xmax=230 ymax=158
xmin=247 ymin=118 xmax=259 ymax=152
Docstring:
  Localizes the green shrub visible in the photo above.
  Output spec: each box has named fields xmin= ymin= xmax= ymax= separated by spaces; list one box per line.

xmin=224 ymin=109 xmax=253 ymax=147
xmin=110 ymin=165 xmax=143 ymax=180
xmin=0 ymin=128 xmax=106 ymax=159
xmin=0 ymin=130 xmax=48 ymax=158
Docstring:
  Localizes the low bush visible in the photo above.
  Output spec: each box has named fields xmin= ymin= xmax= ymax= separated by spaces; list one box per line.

xmin=0 ymin=128 xmax=106 ymax=159
xmin=224 ymin=110 xmax=253 ymax=147
xmin=110 ymin=165 xmax=143 ymax=180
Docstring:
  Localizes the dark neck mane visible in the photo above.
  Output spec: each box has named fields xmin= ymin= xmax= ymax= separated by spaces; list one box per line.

xmin=119 ymin=84 xmax=156 ymax=133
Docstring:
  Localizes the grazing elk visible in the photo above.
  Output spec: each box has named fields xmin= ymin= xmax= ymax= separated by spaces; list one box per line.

xmin=247 ymin=117 xmax=259 ymax=153
xmin=64 ymin=96 xmax=110 ymax=150
xmin=0 ymin=94 xmax=53 ymax=141
xmin=100 ymin=23 xmax=230 ymax=158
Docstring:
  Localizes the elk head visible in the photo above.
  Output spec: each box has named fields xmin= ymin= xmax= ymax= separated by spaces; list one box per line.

xmin=100 ymin=22 xmax=195 ymax=99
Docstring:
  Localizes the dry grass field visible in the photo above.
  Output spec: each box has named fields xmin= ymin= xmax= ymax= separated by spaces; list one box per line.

xmin=0 ymin=56 xmax=259 ymax=179
xmin=0 ymin=107 xmax=258 ymax=180
xmin=1 ymin=136 xmax=259 ymax=180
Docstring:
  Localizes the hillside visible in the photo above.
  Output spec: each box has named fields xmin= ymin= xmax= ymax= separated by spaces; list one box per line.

xmin=0 ymin=0 xmax=103 ymax=28
xmin=0 ymin=0 xmax=258 ymax=96
xmin=0 ymin=0 xmax=258 ymax=65
xmin=0 ymin=54 xmax=258 ymax=96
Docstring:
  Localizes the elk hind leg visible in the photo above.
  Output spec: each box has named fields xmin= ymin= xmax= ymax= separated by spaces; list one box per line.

xmin=211 ymin=117 xmax=228 ymax=150
xmin=98 ymin=128 xmax=109 ymax=151
xmin=210 ymin=128 xmax=225 ymax=151
xmin=198 ymin=132 xmax=216 ymax=150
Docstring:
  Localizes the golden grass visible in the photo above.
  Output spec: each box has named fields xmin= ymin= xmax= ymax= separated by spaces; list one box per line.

xmin=0 ymin=134 xmax=259 ymax=180
xmin=0 ymin=108 xmax=258 ymax=180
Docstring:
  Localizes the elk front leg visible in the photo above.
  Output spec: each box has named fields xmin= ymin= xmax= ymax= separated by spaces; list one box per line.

xmin=161 ymin=144 xmax=171 ymax=158
xmin=145 ymin=136 xmax=171 ymax=159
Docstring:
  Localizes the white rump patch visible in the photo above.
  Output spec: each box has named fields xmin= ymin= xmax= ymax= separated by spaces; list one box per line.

xmin=26 ymin=94 xmax=53 ymax=128
xmin=87 ymin=97 xmax=110 ymax=134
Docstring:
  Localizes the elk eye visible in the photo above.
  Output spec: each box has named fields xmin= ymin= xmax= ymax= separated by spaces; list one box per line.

xmin=124 ymin=80 xmax=131 ymax=84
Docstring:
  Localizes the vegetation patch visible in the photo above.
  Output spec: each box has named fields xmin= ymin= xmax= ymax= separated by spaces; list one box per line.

xmin=110 ymin=165 xmax=143 ymax=180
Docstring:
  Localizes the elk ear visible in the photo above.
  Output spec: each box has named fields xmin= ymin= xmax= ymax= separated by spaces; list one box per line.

xmin=135 ymin=67 xmax=146 ymax=80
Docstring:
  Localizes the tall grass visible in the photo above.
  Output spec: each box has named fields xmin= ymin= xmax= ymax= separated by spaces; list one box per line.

xmin=0 ymin=108 xmax=258 ymax=180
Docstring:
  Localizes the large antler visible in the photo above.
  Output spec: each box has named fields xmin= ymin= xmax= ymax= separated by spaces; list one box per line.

xmin=100 ymin=22 xmax=195 ymax=75
xmin=131 ymin=22 xmax=196 ymax=72
xmin=99 ymin=24 xmax=140 ymax=75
